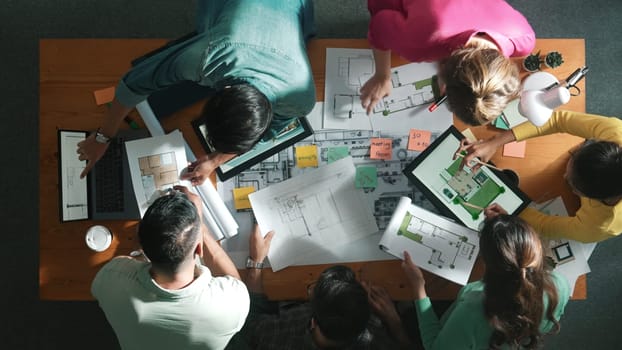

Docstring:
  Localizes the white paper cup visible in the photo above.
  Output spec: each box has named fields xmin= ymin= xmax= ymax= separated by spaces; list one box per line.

xmin=85 ymin=225 xmax=112 ymax=252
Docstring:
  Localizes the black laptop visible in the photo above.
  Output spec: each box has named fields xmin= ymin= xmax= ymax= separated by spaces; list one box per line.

xmin=58 ymin=128 xmax=150 ymax=222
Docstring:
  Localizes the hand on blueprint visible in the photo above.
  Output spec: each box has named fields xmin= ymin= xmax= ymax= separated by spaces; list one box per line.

xmin=402 ymin=251 xmax=427 ymax=300
xmin=249 ymin=225 xmax=274 ymax=263
xmin=77 ymin=133 xmax=109 ymax=178
xmin=484 ymin=203 xmax=508 ymax=219
xmin=360 ymin=74 xmax=392 ymax=115
xmin=455 ymin=138 xmax=494 ymax=172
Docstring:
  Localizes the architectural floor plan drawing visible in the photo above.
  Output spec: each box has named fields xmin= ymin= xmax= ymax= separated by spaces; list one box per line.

xmin=380 ymin=197 xmax=479 ymax=285
xmin=274 ymin=190 xmax=342 ymax=238
xmin=138 ymin=152 xmax=179 ymax=203
xmin=324 ymin=48 xmax=453 ymax=133
xmin=125 ymin=130 xmax=187 ymax=216
xmin=248 ymin=157 xmax=379 ymax=271
xmin=218 ymin=129 xmax=441 ymax=268
xmin=398 ymin=212 xmax=476 ymax=270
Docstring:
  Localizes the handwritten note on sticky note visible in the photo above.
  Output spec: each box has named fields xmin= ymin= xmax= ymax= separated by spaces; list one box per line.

xmin=503 ymin=141 xmax=526 ymax=158
xmin=233 ymin=186 xmax=255 ymax=210
xmin=295 ymin=145 xmax=318 ymax=168
xmin=327 ymin=146 xmax=349 ymax=163
xmin=369 ymin=138 xmax=392 ymax=160
xmin=408 ymin=129 xmax=432 ymax=151
xmin=355 ymin=166 xmax=378 ymax=189
xmin=93 ymin=87 xmax=116 ymax=106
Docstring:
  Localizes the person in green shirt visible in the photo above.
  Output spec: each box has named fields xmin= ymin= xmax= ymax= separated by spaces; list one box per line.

xmin=402 ymin=215 xmax=570 ymax=350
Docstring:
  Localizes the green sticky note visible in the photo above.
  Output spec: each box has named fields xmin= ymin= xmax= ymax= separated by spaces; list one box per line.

xmin=327 ymin=146 xmax=349 ymax=163
xmin=494 ymin=115 xmax=510 ymax=130
xmin=355 ymin=166 xmax=378 ymax=189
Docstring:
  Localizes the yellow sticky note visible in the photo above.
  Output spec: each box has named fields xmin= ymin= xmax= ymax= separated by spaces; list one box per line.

xmin=93 ymin=86 xmax=116 ymax=106
xmin=503 ymin=141 xmax=527 ymax=158
xmin=233 ymin=186 xmax=255 ymax=210
xmin=295 ymin=145 xmax=318 ymax=168
xmin=370 ymin=138 xmax=392 ymax=160
xmin=408 ymin=129 xmax=432 ymax=151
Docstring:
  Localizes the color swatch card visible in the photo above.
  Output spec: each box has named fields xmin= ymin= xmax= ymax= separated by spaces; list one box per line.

xmin=295 ymin=144 xmax=318 ymax=168
xmin=369 ymin=138 xmax=392 ymax=160
xmin=408 ymin=129 xmax=432 ymax=151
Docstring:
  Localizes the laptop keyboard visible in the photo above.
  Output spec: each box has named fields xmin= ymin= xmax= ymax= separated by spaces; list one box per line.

xmin=94 ymin=137 xmax=125 ymax=213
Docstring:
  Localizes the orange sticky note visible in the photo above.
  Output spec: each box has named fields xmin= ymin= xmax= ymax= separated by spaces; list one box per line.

xmin=93 ymin=86 xmax=116 ymax=106
xmin=503 ymin=141 xmax=526 ymax=158
xmin=408 ymin=129 xmax=432 ymax=151
xmin=233 ymin=186 xmax=255 ymax=210
xmin=370 ymin=138 xmax=392 ymax=160
xmin=295 ymin=145 xmax=318 ymax=168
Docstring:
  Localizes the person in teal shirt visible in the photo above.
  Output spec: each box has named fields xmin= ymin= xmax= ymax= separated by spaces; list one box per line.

xmin=402 ymin=215 xmax=570 ymax=349
xmin=78 ymin=0 xmax=317 ymax=185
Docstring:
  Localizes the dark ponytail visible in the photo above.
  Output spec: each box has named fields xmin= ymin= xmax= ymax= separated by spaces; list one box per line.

xmin=480 ymin=215 xmax=560 ymax=349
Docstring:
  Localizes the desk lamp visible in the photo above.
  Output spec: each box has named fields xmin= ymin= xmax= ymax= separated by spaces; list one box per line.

xmin=518 ymin=66 xmax=589 ymax=126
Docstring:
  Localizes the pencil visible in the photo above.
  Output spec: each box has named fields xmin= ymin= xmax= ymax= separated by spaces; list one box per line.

xmin=461 ymin=201 xmax=485 ymax=211
xmin=454 ymin=153 xmax=504 ymax=172
xmin=428 ymin=95 xmax=447 ymax=112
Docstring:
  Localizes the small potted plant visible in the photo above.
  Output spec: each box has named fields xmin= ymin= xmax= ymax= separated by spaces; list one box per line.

xmin=544 ymin=51 xmax=564 ymax=69
xmin=523 ymin=51 xmax=541 ymax=72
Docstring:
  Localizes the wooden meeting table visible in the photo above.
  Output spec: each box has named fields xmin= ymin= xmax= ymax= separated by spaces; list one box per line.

xmin=39 ymin=38 xmax=586 ymax=301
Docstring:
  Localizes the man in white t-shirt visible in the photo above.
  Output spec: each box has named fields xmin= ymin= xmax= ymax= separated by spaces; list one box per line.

xmin=92 ymin=186 xmax=249 ymax=350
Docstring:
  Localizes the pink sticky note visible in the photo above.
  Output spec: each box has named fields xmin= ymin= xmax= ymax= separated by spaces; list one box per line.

xmin=93 ymin=87 xmax=116 ymax=106
xmin=408 ymin=129 xmax=432 ymax=151
xmin=370 ymin=138 xmax=392 ymax=160
xmin=503 ymin=141 xmax=527 ymax=158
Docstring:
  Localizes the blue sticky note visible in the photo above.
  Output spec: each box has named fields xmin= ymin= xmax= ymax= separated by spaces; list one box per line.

xmin=327 ymin=146 xmax=349 ymax=163
xmin=355 ymin=166 xmax=378 ymax=189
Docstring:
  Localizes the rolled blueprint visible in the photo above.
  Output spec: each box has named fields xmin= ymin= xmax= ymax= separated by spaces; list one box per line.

xmin=197 ymin=180 xmax=239 ymax=239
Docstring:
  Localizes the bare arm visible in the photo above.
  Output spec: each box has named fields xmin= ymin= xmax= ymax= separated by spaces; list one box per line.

xmin=360 ymin=48 xmax=393 ymax=115
xmin=78 ymin=98 xmax=132 ymax=178
xmin=180 ymin=152 xmax=237 ymax=185
xmin=174 ymin=185 xmax=240 ymax=279
xmin=244 ymin=226 xmax=275 ymax=293
xmin=202 ymin=227 xmax=241 ymax=279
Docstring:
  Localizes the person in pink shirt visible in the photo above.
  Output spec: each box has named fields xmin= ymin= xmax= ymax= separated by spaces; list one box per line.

xmin=361 ymin=0 xmax=535 ymax=125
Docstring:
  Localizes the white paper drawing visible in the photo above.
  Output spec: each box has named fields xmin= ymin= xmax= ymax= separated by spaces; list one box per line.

xmin=125 ymin=130 xmax=188 ymax=216
xmin=248 ymin=156 xmax=379 ymax=271
xmin=380 ymin=197 xmax=479 ymax=285
xmin=218 ymin=129 xmax=441 ymax=268
xmin=323 ymin=48 xmax=453 ymax=133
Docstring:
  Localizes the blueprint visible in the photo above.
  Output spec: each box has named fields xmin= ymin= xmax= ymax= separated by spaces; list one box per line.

xmin=380 ymin=197 xmax=479 ymax=285
xmin=218 ymin=128 xmax=442 ymax=268
xmin=248 ymin=157 xmax=379 ymax=271
xmin=323 ymin=48 xmax=453 ymax=133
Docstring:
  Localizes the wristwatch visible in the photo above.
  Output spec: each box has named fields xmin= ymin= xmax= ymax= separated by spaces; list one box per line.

xmin=246 ymin=256 xmax=264 ymax=269
xmin=94 ymin=128 xmax=111 ymax=144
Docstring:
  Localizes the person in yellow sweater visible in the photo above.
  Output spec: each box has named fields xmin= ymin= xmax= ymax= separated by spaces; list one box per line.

xmin=460 ymin=110 xmax=622 ymax=243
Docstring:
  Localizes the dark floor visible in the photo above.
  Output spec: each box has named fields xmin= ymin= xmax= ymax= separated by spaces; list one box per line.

xmin=2 ymin=0 xmax=621 ymax=348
